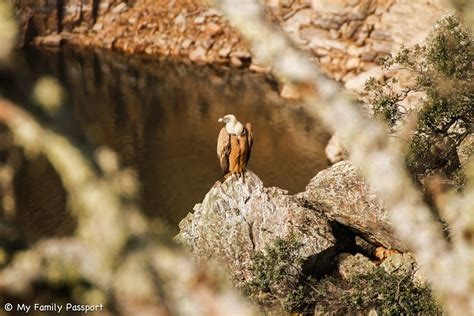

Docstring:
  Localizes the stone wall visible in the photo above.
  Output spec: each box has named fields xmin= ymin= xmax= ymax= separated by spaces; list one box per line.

xmin=14 ymin=0 xmax=448 ymax=88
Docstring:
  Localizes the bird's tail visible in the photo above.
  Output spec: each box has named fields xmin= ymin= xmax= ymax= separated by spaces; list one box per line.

xmin=245 ymin=122 xmax=253 ymax=136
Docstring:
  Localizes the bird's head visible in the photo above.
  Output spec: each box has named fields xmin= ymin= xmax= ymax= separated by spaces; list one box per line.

xmin=218 ymin=114 xmax=237 ymax=124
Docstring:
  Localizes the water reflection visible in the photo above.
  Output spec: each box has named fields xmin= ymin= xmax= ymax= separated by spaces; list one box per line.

xmin=2 ymin=46 xmax=330 ymax=237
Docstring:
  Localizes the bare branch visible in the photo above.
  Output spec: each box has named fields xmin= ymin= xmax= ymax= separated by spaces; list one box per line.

xmin=0 ymin=98 xmax=257 ymax=315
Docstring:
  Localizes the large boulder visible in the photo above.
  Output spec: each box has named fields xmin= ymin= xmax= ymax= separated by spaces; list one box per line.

xmin=176 ymin=171 xmax=337 ymax=283
xmin=299 ymin=161 xmax=406 ymax=251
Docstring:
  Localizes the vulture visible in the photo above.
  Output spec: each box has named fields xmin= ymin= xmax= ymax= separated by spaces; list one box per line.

xmin=217 ymin=114 xmax=253 ymax=178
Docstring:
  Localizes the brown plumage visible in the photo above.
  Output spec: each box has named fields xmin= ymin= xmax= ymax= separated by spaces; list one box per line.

xmin=216 ymin=123 xmax=253 ymax=178
xmin=217 ymin=127 xmax=231 ymax=175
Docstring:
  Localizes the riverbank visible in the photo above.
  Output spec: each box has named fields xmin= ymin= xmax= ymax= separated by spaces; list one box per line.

xmin=14 ymin=0 xmax=447 ymax=88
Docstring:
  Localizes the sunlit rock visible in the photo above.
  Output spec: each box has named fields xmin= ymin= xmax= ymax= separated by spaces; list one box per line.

xmin=344 ymin=66 xmax=383 ymax=91
xmin=111 ymin=2 xmax=128 ymax=14
xmin=380 ymin=253 xmax=416 ymax=275
xmin=299 ymin=161 xmax=407 ymax=251
xmin=176 ymin=170 xmax=336 ymax=283
xmin=189 ymin=46 xmax=207 ymax=63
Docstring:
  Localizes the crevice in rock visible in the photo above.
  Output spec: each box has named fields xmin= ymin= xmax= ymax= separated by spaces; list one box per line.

xmin=301 ymin=221 xmax=380 ymax=280
xmin=247 ymin=220 xmax=255 ymax=251
xmin=330 ymin=220 xmax=380 ymax=259
xmin=329 ymin=221 xmax=357 ymax=251
xmin=301 ymin=246 xmax=339 ymax=279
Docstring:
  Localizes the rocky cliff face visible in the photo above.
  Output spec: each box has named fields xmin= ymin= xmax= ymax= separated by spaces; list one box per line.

xmin=276 ymin=0 xmax=447 ymax=89
xmin=14 ymin=0 xmax=448 ymax=86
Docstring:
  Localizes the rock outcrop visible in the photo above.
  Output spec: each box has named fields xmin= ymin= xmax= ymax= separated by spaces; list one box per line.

xmin=299 ymin=161 xmax=406 ymax=251
xmin=175 ymin=165 xmax=427 ymax=311
xmin=176 ymin=170 xmax=337 ymax=283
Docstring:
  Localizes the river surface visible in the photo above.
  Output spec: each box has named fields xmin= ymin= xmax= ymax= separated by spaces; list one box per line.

xmin=0 ymin=46 xmax=330 ymax=240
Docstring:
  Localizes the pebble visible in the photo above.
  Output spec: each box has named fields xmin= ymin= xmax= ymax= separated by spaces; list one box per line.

xmin=329 ymin=28 xmax=340 ymax=39
xmin=92 ymin=23 xmax=103 ymax=32
xmin=204 ymin=8 xmax=222 ymax=17
xmin=189 ymin=46 xmax=207 ymax=62
xmin=181 ymin=38 xmax=193 ymax=49
xmin=205 ymin=22 xmax=222 ymax=37
xmin=111 ymin=2 xmax=127 ymax=14
xmin=346 ymin=57 xmax=360 ymax=70
xmin=249 ymin=63 xmax=268 ymax=73
xmin=230 ymin=56 xmax=243 ymax=67
xmin=218 ymin=46 xmax=232 ymax=58
xmin=174 ymin=11 xmax=187 ymax=33
xmin=194 ymin=16 xmax=205 ymax=25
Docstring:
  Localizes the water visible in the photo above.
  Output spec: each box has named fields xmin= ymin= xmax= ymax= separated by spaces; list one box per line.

xmin=0 ymin=46 xmax=330 ymax=239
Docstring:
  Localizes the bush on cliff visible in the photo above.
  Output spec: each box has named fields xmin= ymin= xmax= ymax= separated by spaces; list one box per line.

xmin=241 ymin=236 xmax=307 ymax=310
xmin=242 ymin=237 xmax=441 ymax=314
xmin=311 ymin=268 xmax=442 ymax=315
xmin=364 ymin=14 xmax=473 ymax=181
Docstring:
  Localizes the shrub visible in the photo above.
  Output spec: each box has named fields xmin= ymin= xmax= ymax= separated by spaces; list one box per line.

xmin=242 ymin=236 xmax=441 ymax=314
xmin=241 ymin=236 xmax=306 ymax=310
xmin=344 ymin=268 xmax=442 ymax=315
xmin=364 ymin=14 xmax=473 ymax=179
xmin=311 ymin=268 xmax=442 ymax=315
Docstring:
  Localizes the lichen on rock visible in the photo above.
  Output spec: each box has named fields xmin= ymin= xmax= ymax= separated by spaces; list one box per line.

xmin=176 ymin=170 xmax=336 ymax=284
xmin=299 ymin=160 xmax=406 ymax=251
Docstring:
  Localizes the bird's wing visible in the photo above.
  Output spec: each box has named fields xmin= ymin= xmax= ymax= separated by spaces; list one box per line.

xmin=217 ymin=127 xmax=231 ymax=175
xmin=245 ymin=122 xmax=253 ymax=165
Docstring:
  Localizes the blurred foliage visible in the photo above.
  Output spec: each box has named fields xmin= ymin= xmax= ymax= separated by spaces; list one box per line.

xmin=33 ymin=77 xmax=65 ymax=114
xmin=364 ymin=14 xmax=473 ymax=180
xmin=1 ymin=0 xmax=472 ymax=314
xmin=450 ymin=0 xmax=474 ymax=30
xmin=0 ymin=1 xmax=17 ymax=62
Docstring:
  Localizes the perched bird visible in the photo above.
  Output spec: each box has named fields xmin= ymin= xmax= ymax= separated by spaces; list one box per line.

xmin=217 ymin=114 xmax=253 ymax=179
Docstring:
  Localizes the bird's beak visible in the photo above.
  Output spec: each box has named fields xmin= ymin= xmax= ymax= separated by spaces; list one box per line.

xmin=218 ymin=117 xmax=223 ymax=123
